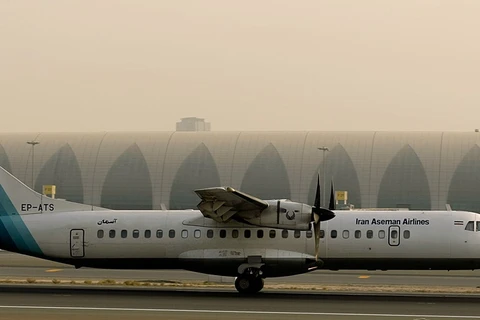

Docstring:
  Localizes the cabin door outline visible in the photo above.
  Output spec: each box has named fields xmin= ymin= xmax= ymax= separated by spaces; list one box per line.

xmin=388 ymin=225 xmax=400 ymax=246
xmin=70 ymin=229 xmax=85 ymax=257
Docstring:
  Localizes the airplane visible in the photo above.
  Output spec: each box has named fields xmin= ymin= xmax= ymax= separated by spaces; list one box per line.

xmin=1 ymin=166 xmax=479 ymax=294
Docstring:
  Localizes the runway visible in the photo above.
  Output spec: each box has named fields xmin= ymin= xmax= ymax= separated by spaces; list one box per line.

xmin=2 ymin=251 xmax=480 ymax=292
xmin=0 ymin=286 xmax=480 ymax=320
xmin=2 ymin=252 xmax=480 ymax=319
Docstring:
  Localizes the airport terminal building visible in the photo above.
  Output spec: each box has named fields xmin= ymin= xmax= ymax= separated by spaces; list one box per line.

xmin=1 ymin=131 xmax=480 ymax=212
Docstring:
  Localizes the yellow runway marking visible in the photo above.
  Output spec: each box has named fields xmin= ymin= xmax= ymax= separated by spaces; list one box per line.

xmin=358 ymin=275 xmax=370 ymax=279
xmin=45 ymin=269 xmax=63 ymax=273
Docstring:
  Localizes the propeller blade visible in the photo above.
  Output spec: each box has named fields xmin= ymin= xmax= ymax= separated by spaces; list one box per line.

xmin=314 ymin=220 xmax=320 ymax=261
xmin=311 ymin=173 xmax=333 ymax=261
xmin=313 ymin=212 xmax=320 ymax=224
xmin=329 ymin=180 xmax=336 ymax=210
xmin=314 ymin=174 xmax=321 ymax=209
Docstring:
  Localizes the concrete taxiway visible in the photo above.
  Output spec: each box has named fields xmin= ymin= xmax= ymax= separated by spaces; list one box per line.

xmin=0 ymin=286 xmax=480 ymax=320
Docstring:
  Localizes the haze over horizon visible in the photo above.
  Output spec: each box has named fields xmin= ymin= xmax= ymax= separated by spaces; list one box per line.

xmin=2 ymin=1 xmax=480 ymax=133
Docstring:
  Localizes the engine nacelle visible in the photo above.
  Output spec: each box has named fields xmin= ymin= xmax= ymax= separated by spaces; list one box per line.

xmin=240 ymin=199 xmax=312 ymax=230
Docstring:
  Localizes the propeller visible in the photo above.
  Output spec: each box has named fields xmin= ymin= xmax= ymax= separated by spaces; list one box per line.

xmin=329 ymin=179 xmax=336 ymax=211
xmin=311 ymin=175 xmax=335 ymax=261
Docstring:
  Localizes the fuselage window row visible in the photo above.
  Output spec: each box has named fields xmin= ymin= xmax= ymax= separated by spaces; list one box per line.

xmin=96 ymin=228 xmax=336 ymax=240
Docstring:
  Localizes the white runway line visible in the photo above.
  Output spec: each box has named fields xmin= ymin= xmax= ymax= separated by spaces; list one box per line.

xmin=0 ymin=305 xmax=479 ymax=319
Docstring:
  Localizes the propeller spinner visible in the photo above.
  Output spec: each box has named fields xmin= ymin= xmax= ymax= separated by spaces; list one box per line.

xmin=311 ymin=175 xmax=335 ymax=261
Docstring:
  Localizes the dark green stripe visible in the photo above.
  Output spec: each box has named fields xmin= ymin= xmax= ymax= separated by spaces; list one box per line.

xmin=0 ymin=217 xmax=18 ymax=252
xmin=0 ymin=186 xmax=42 ymax=255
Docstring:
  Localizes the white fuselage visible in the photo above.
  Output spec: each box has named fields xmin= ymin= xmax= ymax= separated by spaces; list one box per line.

xmin=12 ymin=209 xmax=480 ymax=276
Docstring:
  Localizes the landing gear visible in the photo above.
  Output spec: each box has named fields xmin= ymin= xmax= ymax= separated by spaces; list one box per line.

xmin=235 ymin=275 xmax=264 ymax=293
xmin=234 ymin=267 xmax=264 ymax=294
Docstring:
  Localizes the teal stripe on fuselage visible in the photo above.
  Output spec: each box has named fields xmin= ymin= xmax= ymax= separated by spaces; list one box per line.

xmin=0 ymin=216 xmax=29 ymax=250
xmin=0 ymin=186 xmax=43 ymax=255
xmin=0 ymin=187 xmax=26 ymax=249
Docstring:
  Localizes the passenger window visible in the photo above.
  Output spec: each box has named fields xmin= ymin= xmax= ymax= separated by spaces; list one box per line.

xmin=109 ymin=230 xmax=116 ymax=238
xmin=342 ymin=230 xmax=349 ymax=239
xmin=133 ymin=230 xmax=139 ymax=238
xmin=194 ymin=230 xmax=201 ymax=238
xmin=97 ymin=230 xmax=104 ymax=238
xmin=366 ymin=230 xmax=373 ymax=239
xmin=121 ymin=230 xmax=127 ymax=238
xmin=207 ymin=229 xmax=214 ymax=238
xmin=220 ymin=230 xmax=226 ymax=238
xmin=378 ymin=230 xmax=385 ymax=239
xmin=282 ymin=230 xmax=288 ymax=238
xmin=144 ymin=230 xmax=151 ymax=238
xmin=320 ymin=230 xmax=325 ymax=239
xmin=257 ymin=230 xmax=264 ymax=238
xmin=391 ymin=230 xmax=398 ymax=239
xmin=244 ymin=230 xmax=251 ymax=238
xmin=181 ymin=230 xmax=188 ymax=238
xmin=403 ymin=230 xmax=410 ymax=239
xmin=355 ymin=230 xmax=361 ymax=239
xmin=232 ymin=230 xmax=239 ymax=238
xmin=294 ymin=230 xmax=301 ymax=238
xmin=269 ymin=230 xmax=276 ymax=238
xmin=169 ymin=229 xmax=175 ymax=238
xmin=305 ymin=230 xmax=312 ymax=238
xmin=331 ymin=230 xmax=337 ymax=239
xmin=465 ymin=221 xmax=475 ymax=231
xmin=156 ymin=230 xmax=163 ymax=238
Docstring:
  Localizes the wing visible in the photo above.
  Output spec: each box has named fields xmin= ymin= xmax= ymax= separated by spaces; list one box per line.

xmin=194 ymin=187 xmax=269 ymax=223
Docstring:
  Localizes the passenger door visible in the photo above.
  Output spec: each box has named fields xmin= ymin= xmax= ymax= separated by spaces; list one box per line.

xmin=388 ymin=225 xmax=400 ymax=246
xmin=70 ymin=229 xmax=85 ymax=257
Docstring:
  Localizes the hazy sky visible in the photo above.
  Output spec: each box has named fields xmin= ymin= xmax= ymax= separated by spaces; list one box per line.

xmin=2 ymin=1 xmax=480 ymax=132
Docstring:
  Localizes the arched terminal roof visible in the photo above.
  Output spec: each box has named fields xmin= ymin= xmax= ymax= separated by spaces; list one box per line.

xmin=1 ymin=131 xmax=480 ymax=211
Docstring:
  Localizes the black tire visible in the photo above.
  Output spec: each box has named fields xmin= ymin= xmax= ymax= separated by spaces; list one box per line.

xmin=235 ymin=276 xmax=252 ymax=293
xmin=256 ymin=278 xmax=264 ymax=291
xmin=235 ymin=276 xmax=264 ymax=294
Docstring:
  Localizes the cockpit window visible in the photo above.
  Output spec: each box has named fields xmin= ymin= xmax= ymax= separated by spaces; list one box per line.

xmin=476 ymin=221 xmax=480 ymax=232
xmin=465 ymin=221 xmax=475 ymax=231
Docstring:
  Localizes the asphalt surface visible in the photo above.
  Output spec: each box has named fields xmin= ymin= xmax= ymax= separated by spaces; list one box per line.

xmin=0 ymin=286 xmax=480 ymax=320
xmin=2 ymin=252 xmax=480 ymax=319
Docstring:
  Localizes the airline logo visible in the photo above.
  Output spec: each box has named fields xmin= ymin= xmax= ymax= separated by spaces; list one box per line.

xmin=355 ymin=218 xmax=430 ymax=225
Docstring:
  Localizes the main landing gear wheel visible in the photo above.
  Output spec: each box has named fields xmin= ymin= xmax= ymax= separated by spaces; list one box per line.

xmin=234 ymin=276 xmax=264 ymax=294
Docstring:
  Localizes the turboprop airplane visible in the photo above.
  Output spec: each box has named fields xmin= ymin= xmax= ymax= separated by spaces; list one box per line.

xmin=1 ymin=166 xmax=480 ymax=294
